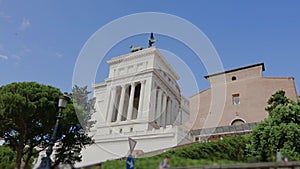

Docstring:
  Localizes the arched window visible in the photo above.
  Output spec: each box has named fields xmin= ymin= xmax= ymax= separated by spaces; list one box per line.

xmin=231 ymin=119 xmax=245 ymax=125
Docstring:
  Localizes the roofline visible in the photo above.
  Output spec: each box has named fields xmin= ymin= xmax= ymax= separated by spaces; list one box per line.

xmin=204 ymin=63 xmax=265 ymax=79
xmin=262 ymin=77 xmax=294 ymax=80
xmin=189 ymin=88 xmax=210 ymax=98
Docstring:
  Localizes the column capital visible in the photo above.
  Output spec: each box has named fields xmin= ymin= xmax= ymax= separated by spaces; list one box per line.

xmin=111 ymin=86 xmax=117 ymax=91
xmin=121 ymin=84 xmax=127 ymax=88
xmin=130 ymin=82 xmax=136 ymax=87
xmin=140 ymin=80 xmax=146 ymax=84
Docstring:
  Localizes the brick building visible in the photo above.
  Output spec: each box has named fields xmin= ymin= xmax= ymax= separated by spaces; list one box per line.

xmin=190 ymin=63 xmax=298 ymax=141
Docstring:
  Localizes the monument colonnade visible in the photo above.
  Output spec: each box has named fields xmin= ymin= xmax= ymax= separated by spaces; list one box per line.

xmin=106 ymin=79 xmax=178 ymax=127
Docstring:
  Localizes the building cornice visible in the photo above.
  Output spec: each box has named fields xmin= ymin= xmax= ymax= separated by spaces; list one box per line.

xmin=92 ymin=82 xmax=107 ymax=89
xmin=104 ymin=68 xmax=153 ymax=84
xmin=107 ymin=47 xmax=180 ymax=81
xmin=204 ymin=63 xmax=265 ymax=79
xmin=107 ymin=47 xmax=156 ymax=65
xmin=153 ymin=49 xmax=180 ymax=80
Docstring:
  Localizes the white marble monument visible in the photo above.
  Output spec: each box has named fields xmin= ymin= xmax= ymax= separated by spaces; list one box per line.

xmin=77 ymin=47 xmax=191 ymax=167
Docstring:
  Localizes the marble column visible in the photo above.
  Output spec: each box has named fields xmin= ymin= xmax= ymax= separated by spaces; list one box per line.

xmin=175 ymin=101 xmax=180 ymax=123
xmin=171 ymin=99 xmax=176 ymax=124
xmin=127 ymin=82 xmax=136 ymax=120
xmin=150 ymin=83 xmax=157 ymax=122
xmin=156 ymin=89 xmax=163 ymax=126
xmin=137 ymin=80 xmax=146 ymax=119
xmin=107 ymin=87 xmax=116 ymax=122
xmin=166 ymin=98 xmax=172 ymax=125
xmin=117 ymin=84 xmax=126 ymax=122
xmin=161 ymin=93 xmax=167 ymax=127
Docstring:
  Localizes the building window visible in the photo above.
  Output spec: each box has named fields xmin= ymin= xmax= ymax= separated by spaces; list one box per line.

xmin=232 ymin=76 xmax=237 ymax=81
xmin=232 ymin=94 xmax=240 ymax=105
xmin=195 ymin=137 xmax=199 ymax=142
xmin=130 ymin=127 xmax=133 ymax=132
xmin=119 ymin=128 xmax=123 ymax=133
xmin=231 ymin=119 xmax=245 ymax=125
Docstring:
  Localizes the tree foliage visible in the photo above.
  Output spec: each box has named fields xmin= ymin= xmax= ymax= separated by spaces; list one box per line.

xmin=165 ymin=136 xmax=249 ymax=162
xmin=71 ymin=85 xmax=96 ymax=131
xmin=0 ymin=82 xmax=94 ymax=168
xmin=0 ymin=145 xmax=16 ymax=169
xmin=54 ymin=85 xmax=95 ymax=166
xmin=0 ymin=82 xmax=61 ymax=168
xmin=248 ymin=90 xmax=300 ymax=161
xmin=102 ymin=136 xmax=249 ymax=169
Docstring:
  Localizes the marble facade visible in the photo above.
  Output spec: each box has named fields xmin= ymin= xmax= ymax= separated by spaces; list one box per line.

xmin=77 ymin=47 xmax=191 ymax=167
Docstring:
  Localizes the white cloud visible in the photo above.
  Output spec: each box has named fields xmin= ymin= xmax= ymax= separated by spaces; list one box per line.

xmin=0 ymin=54 xmax=8 ymax=60
xmin=20 ymin=18 xmax=30 ymax=30
xmin=0 ymin=11 xmax=11 ymax=20
xmin=56 ymin=52 xmax=63 ymax=58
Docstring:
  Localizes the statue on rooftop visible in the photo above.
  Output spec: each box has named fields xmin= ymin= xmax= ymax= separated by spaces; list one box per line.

xmin=148 ymin=32 xmax=157 ymax=48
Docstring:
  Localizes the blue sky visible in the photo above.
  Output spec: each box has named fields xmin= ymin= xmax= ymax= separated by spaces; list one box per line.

xmin=1 ymin=1 xmax=299 ymax=97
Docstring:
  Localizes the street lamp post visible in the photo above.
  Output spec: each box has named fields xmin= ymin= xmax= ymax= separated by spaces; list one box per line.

xmin=38 ymin=93 xmax=70 ymax=169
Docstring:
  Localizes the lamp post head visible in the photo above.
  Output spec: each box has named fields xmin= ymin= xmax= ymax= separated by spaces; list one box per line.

xmin=58 ymin=92 xmax=70 ymax=109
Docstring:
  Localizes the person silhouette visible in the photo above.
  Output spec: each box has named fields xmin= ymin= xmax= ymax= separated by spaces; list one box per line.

xmin=159 ymin=156 xmax=170 ymax=169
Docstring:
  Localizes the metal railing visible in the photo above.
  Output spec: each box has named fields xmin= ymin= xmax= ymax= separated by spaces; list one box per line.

xmin=173 ymin=162 xmax=300 ymax=169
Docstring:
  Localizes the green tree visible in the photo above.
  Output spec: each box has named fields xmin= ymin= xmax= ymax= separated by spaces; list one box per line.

xmin=71 ymin=85 xmax=96 ymax=131
xmin=248 ymin=90 xmax=300 ymax=161
xmin=54 ymin=85 xmax=95 ymax=166
xmin=0 ymin=82 xmax=94 ymax=168
xmin=0 ymin=82 xmax=60 ymax=168
xmin=0 ymin=145 xmax=16 ymax=169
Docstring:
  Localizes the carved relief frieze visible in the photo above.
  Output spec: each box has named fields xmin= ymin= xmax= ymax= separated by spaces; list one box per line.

xmin=113 ymin=61 xmax=149 ymax=77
